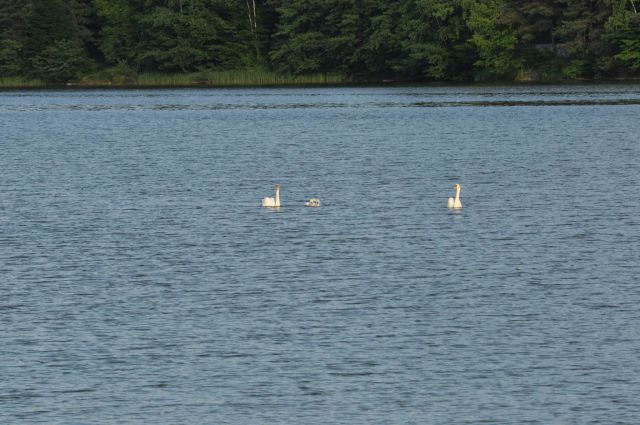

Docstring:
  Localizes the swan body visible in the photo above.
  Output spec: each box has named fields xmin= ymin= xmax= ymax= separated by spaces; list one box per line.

xmin=448 ymin=184 xmax=462 ymax=209
xmin=262 ymin=184 xmax=281 ymax=207
xmin=305 ymin=198 xmax=320 ymax=207
xmin=447 ymin=197 xmax=455 ymax=208
xmin=262 ymin=197 xmax=276 ymax=207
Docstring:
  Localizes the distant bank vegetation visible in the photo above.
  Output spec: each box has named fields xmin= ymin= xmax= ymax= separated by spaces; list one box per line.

xmin=1 ymin=0 xmax=639 ymax=87
xmin=0 ymin=70 xmax=342 ymax=88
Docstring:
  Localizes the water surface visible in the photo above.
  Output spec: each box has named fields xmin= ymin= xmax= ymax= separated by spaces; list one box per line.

xmin=1 ymin=85 xmax=640 ymax=424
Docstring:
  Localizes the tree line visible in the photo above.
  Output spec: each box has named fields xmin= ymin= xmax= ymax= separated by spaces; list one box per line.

xmin=1 ymin=0 xmax=639 ymax=83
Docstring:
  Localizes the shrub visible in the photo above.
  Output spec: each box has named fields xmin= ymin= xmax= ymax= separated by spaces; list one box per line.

xmin=31 ymin=40 xmax=87 ymax=82
xmin=0 ymin=40 xmax=23 ymax=76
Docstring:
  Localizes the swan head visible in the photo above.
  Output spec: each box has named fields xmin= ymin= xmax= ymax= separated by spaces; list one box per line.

xmin=275 ymin=183 xmax=281 ymax=191
xmin=453 ymin=183 xmax=461 ymax=190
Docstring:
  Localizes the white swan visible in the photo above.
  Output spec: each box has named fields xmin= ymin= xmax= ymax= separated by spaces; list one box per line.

xmin=262 ymin=183 xmax=281 ymax=207
xmin=447 ymin=183 xmax=462 ymax=209
xmin=305 ymin=198 xmax=320 ymax=207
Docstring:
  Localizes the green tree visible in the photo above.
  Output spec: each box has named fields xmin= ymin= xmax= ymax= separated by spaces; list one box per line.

xmin=94 ymin=0 xmax=145 ymax=68
xmin=69 ymin=0 xmax=98 ymax=46
xmin=25 ymin=0 xmax=77 ymax=56
xmin=502 ymin=0 xmax=562 ymax=45
xmin=270 ymin=0 xmax=404 ymax=79
xmin=0 ymin=0 xmax=30 ymax=76
xmin=0 ymin=39 xmax=23 ymax=75
xmin=96 ymin=0 xmax=253 ymax=72
xmin=0 ymin=0 xmax=31 ymax=41
xmin=138 ymin=0 xmax=252 ymax=71
xmin=394 ymin=0 xmax=474 ymax=80
xmin=556 ymin=0 xmax=612 ymax=76
xmin=606 ymin=0 xmax=640 ymax=72
xmin=23 ymin=0 xmax=90 ymax=78
xmin=361 ymin=1 xmax=403 ymax=78
xmin=269 ymin=0 xmax=335 ymax=74
xmin=31 ymin=39 xmax=86 ymax=81
xmin=0 ymin=0 xmax=635 ymax=83
xmin=463 ymin=0 xmax=522 ymax=78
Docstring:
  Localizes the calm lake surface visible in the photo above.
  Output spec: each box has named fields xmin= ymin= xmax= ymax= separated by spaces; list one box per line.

xmin=1 ymin=85 xmax=640 ymax=424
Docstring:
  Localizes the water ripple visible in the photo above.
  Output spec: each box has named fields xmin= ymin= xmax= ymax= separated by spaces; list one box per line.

xmin=1 ymin=85 xmax=640 ymax=424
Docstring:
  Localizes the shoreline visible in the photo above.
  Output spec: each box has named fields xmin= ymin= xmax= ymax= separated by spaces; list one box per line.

xmin=1 ymin=75 xmax=640 ymax=91
xmin=3 ymin=81 xmax=640 ymax=91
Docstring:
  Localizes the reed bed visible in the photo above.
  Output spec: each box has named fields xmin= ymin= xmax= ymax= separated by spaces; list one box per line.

xmin=0 ymin=69 xmax=345 ymax=88
xmin=0 ymin=77 xmax=44 ymax=88
xmin=136 ymin=69 xmax=344 ymax=87
xmin=1 ymin=70 xmax=344 ymax=88
xmin=135 ymin=73 xmax=197 ymax=86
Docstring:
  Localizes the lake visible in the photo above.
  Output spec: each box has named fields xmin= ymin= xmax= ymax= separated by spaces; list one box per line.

xmin=1 ymin=85 xmax=640 ymax=424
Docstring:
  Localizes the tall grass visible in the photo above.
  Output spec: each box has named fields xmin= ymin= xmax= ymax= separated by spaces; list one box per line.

xmin=1 ymin=69 xmax=344 ymax=88
xmin=0 ymin=76 xmax=44 ymax=88
xmin=135 ymin=72 xmax=198 ymax=86
xmin=136 ymin=69 xmax=344 ymax=87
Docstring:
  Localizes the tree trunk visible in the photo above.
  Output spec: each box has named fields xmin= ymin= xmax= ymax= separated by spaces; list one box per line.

xmin=246 ymin=0 xmax=259 ymax=63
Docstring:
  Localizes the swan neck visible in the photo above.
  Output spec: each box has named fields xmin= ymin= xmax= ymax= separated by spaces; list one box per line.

xmin=455 ymin=186 xmax=461 ymax=200
xmin=275 ymin=186 xmax=280 ymax=207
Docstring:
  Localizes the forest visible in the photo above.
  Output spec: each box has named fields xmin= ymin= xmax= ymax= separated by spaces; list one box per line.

xmin=1 ymin=0 xmax=639 ymax=85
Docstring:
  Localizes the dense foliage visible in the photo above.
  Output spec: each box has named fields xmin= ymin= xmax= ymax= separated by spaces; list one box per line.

xmin=0 ymin=0 xmax=638 ymax=83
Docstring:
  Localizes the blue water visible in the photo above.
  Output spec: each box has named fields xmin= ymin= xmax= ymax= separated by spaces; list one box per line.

xmin=1 ymin=85 xmax=640 ymax=424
